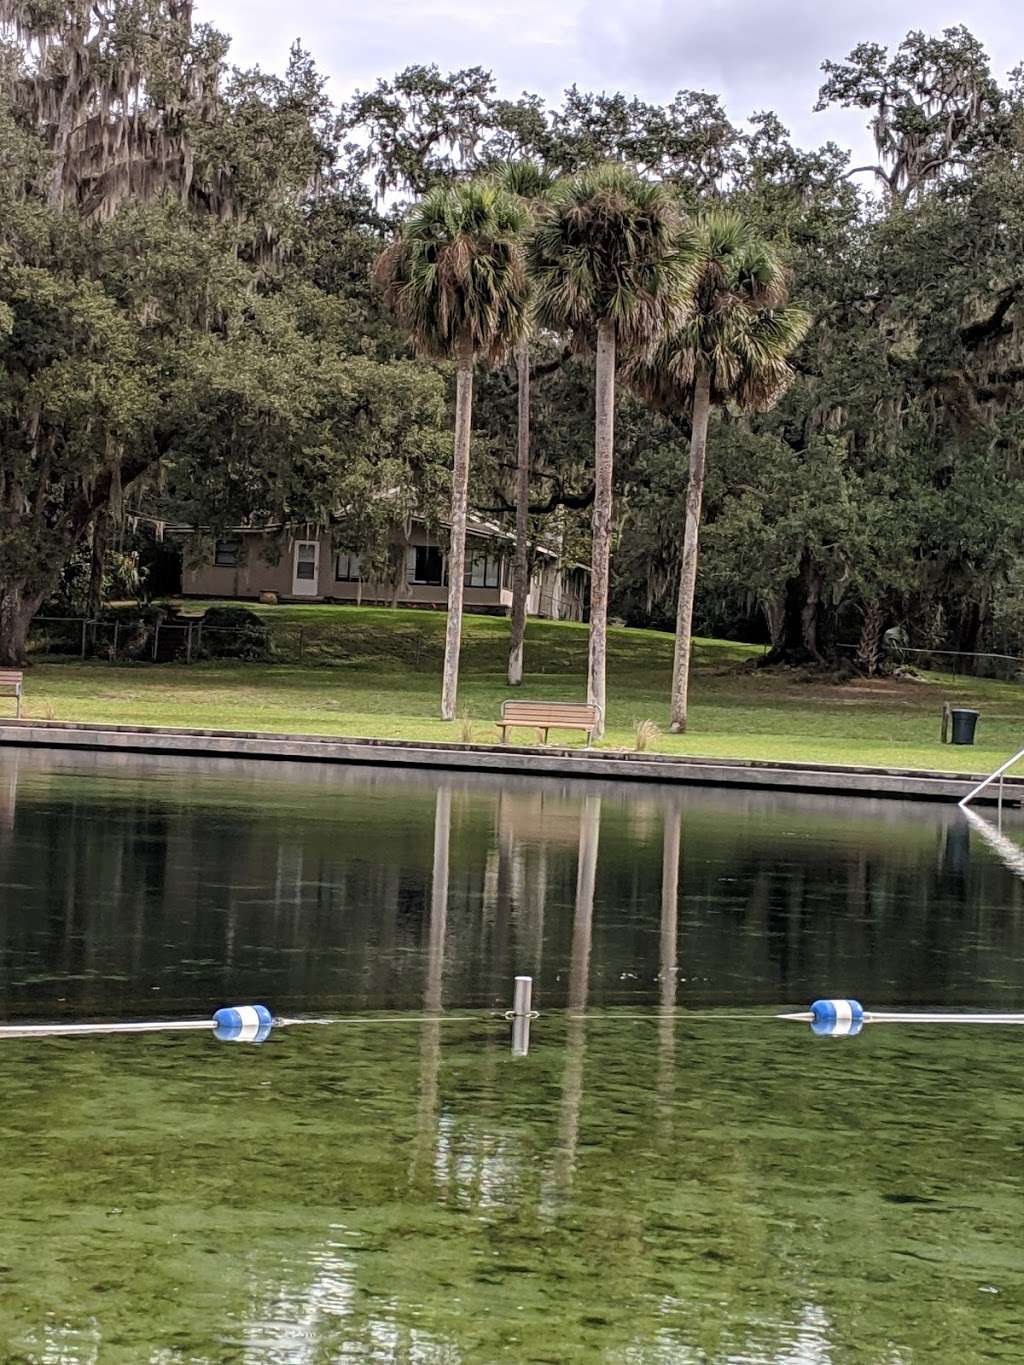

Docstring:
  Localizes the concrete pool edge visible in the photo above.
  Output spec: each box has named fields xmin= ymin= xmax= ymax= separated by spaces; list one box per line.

xmin=0 ymin=718 xmax=1014 ymax=803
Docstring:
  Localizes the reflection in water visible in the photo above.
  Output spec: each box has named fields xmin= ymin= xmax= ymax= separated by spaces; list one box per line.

xmin=413 ymin=786 xmax=451 ymax=1190
xmin=0 ymin=749 xmax=17 ymax=833
xmin=658 ymin=800 xmax=681 ymax=1127
xmin=554 ymin=795 xmax=601 ymax=1197
xmin=963 ymin=805 xmax=1024 ymax=881
xmin=0 ymin=752 xmax=1024 ymax=1360
xmin=510 ymin=1010 xmax=531 ymax=1057
xmin=4 ymin=749 xmax=1024 ymax=1019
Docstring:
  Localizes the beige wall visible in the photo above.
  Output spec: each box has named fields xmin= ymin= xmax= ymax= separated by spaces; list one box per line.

xmin=182 ymin=526 xmax=585 ymax=621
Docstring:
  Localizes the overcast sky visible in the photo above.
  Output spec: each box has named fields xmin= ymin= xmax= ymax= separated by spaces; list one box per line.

xmin=197 ymin=0 xmax=1021 ymax=164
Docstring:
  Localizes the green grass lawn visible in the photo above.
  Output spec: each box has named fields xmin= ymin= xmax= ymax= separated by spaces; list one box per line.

xmin=17 ymin=602 xmax=1024 ymax=774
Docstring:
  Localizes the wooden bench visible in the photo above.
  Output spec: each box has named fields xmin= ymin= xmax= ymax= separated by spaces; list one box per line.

xmin=0 ymin=671 xmax=23 ymax=719
xmin=497 ymin=699 xmax=601 ymax=747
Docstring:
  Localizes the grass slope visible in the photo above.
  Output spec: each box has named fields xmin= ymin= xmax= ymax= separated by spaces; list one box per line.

xmin=18 ymin=603 xmax=1024 ymax=773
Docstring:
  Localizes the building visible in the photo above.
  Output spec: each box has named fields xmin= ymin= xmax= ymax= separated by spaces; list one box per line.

xmin=181 ymin=516 xmax=589 ymax=621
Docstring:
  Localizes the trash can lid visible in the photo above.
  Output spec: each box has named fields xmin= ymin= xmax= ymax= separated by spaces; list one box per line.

xmin=950 ymin=708 xmax=980 ymax=716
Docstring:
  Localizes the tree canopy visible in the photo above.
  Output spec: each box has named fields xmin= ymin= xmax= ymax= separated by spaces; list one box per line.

xmin=4 ymin=9 xmax=1024 ymax=683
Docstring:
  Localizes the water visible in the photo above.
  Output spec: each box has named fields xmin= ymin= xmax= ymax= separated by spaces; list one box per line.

xmin=0 ymin=749 xmax=1022 ymax=1362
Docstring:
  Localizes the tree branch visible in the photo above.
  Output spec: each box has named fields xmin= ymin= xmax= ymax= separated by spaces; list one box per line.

xmin=479 ymin=482 xmax=595 ymax=515
xmin=530 ymin=345 xmax=574 ymax=379
xmin=960 ymin=285 xmax=1022 ymax=350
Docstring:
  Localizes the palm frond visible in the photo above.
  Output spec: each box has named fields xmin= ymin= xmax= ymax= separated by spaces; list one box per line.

xmin=623 ymin=211 xmax=809 ymax=413
xmin=374 ymin=180 xmax=530 ymax=363
xmin=528 ymin=162 xmax=692 ymax=352
xmin=488 ymin=159 xmax=556 ymax=205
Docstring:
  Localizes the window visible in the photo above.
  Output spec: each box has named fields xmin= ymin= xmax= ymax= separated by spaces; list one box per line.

xmin=411 ymin=545 xmax=445 ymax=585
xmin=214 ymin=538 xmax=240 ymax=568
xmin=294 ymin=543 xmax=318 ymax=581
xmin=335 ymin=552 xmax=361 ymax=582
xmin=464 ymin=554 xmax=501 ymax=588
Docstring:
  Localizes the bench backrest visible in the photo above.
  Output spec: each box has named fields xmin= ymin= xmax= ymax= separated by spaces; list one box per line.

xmin=501 ymin=700 xmax=598 ymax=725
xmin=0 ymin=671 xmax=23 ymax=689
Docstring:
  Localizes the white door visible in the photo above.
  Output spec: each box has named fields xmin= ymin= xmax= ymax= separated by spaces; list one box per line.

xmin=292 ymin=540 xmax=320 ymax=597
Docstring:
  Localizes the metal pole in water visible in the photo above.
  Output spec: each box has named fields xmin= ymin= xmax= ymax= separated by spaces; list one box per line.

xmin=511 ymin=1014 xmax=531 ymax=1057
xmin=510 ymin=976 xmax=533 ymax=1057
xmin=512 ymin=975 xmax=533 ymax=1018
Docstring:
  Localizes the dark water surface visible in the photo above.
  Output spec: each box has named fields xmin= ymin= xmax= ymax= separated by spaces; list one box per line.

xmin=0 ymin=749 xmax=1022 ymax=1362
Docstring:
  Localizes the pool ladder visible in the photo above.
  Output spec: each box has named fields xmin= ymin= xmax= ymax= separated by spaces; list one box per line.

xmin=958 ymin=744 xmax=1024 ymax=817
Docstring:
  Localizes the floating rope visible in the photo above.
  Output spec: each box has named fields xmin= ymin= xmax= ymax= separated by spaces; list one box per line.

xmin=6 ymin=998 xmax=1023 ymax=1046
xmin=0 ymin=1005 xmax=272 ymax=1044
xmin=0 ymin=1005 xmax=509 ymax=1044
xmin=784 ymin=998 xmax=1024 ymax=1038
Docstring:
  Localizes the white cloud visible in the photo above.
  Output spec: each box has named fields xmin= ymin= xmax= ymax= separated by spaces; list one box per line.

xmin=196 ymin=0 xmax=1024 ymax=162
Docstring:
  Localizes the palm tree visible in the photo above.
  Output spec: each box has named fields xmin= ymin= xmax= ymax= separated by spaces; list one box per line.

xmin=529 ymin=163 xmax=690 ymax=737
xmin=375 ymin=182 xmax=529 ymax=720
xmin=489 ymin=160 xmax=555 ymax=687
xmin=625 ymin=209 xmax=810 ymax=733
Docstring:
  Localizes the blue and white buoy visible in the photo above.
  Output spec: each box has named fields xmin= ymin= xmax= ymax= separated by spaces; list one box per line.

xmin=212 ymin=1004 xmax=273 ymax=1044
xmin=781 ymin=999 xmax=1024 ymax=1035
xmin=808 ymin=998 xmax=865 ymax=1038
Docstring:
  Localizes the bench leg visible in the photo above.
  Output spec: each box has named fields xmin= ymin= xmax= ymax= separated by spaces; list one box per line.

xmin=499 ymin=726 xmax=507 ymax=744
xmin=15 ymin=691 xmax=20 ymax=720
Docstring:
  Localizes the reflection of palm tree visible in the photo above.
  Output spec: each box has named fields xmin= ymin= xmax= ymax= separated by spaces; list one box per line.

xmin=0 ymin=752 xmax=18 ymax=834
xmin=567 ymin=797 xmax=600 ymax=1014
xmin=412 ymin=786 xmax=451 ymax=1190
xmin=658 ymin=801 xmax=682 ymax=1133
xmin=494 ymin=792 xmax=514 ymax=988
xmin=529 ymin=842 xmax=548 ymax=977
xmin=555 ymin=796 xmax=601 ymax=1193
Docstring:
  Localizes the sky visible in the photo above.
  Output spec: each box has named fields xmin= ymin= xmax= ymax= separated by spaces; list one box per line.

xmin=197 ymin=0 xmax=1022 ymax=165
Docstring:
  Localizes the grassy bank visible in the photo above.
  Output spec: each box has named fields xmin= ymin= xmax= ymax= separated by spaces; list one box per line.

xmin=15 ymin=603 xmax=1024 ymax=773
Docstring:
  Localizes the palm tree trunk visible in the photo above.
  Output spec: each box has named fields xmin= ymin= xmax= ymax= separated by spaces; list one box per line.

xmin=855 ymin=599 xmax=885 ymax=676
xmin=507 ymin=336 xmax=531 ymax=686
xmin=588 ymin=319 xmax=615 ymax=740
xmin=669 ymin=366 xmax=712 ymax=733
xmin=441 ymin=332 xmax=475 ymax=721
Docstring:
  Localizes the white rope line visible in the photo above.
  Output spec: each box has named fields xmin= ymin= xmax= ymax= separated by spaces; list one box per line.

xmin=0 ymin=1012 xmax=500 ymax=1040
xmin=5 ymin=1007 xmax=1023 ymax=1041
xmin=0 ymin=1019 xmax=216 ymax=1039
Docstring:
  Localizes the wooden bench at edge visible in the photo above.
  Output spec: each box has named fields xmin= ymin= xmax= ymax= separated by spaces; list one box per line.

xmin=497 ymin=699 xmax=600 ymax=747
xmin=0 ymin=671 xmax=23 ymax=719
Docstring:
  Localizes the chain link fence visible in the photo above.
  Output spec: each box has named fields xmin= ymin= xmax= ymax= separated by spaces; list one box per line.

xmin=836 ymin=640 xmax=1024 ymax=682
xmin=28 ymin=614 xmax=1024 ymax=680
xmin=27 ymin=614 xmax=447 ymax=669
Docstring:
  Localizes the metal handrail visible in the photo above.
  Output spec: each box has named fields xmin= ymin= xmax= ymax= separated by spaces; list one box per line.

xmin=958 ymin=746 xmax=1024 ymax=809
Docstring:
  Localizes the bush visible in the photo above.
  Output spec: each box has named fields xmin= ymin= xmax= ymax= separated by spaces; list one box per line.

xmin=197 ymin=606 xmax=271 ymax=661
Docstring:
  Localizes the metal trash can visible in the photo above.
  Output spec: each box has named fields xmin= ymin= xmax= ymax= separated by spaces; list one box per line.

xmin=950 ymin=708 xmax=980 ymax=745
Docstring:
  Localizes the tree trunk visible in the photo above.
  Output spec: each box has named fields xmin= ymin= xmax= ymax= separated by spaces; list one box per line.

xmin=763 ymin=595 xmax=785 ymax=652
xmin=953 ymin=597 xmax=983 ymax=674
xmin=588 ymin=320 xmax=615 ymax=740
xmin=507 ymin=336 xmax=531 ymax=686
xmin=0 ymin=583 xmax=46 ymax=667
xmin=87 ymin=511 xmax=108 ymax=621
xmin=855 ymin=599 xmax=885 ymax=676
xmin=669 ymin=367 xmax=712 ymax=733
xmin=760 ymin=549 xmax=830 ymax=667
xmin=440 ymin=332 xmax=475 ymax=721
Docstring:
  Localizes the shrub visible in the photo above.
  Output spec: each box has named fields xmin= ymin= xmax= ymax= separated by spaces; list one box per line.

xmin=198 ymin=606 xmax=271 ymax=661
